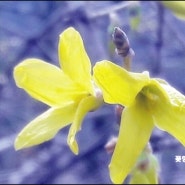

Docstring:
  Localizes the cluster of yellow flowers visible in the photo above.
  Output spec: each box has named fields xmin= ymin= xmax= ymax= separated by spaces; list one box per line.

xmin=14 ymin=27 xmax=185 ymax=184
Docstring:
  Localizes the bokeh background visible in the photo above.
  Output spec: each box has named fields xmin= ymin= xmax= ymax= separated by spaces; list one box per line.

xmin=1 ymin=1 xmax=185 ymax=184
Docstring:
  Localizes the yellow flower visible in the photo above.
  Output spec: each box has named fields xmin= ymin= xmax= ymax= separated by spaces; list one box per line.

xmin=93 ymin=60 xmax=185 ymax=184
xmin=13 ymin=27 xmax=103 ymax=154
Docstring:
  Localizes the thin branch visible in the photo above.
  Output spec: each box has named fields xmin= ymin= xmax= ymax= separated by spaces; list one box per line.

xmin=153 ymin=2 xmax=164 ymax=74
xmin=88 ymin=1 xmax=139 ymax=20
xmin=165 ymin=14 xmax=185 ymax=52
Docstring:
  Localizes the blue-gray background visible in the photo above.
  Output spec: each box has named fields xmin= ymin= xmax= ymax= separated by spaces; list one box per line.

xmin=1 ymin=1 xmax=185 ymax=184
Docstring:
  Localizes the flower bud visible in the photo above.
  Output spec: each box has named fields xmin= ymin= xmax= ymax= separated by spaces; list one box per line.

xmin=104 ymin=136 xmax=118 ymax=154
xmin=112 ymin=27 xmax=130 ymax=57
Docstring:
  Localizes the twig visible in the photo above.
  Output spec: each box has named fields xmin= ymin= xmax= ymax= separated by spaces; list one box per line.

xmin=153 ymin=2 xmax=164 ymax=74
xmin=164 ymin=11 xmax=185 ymax=52
xmin=88 ymin=1 xmax=139 ymax=20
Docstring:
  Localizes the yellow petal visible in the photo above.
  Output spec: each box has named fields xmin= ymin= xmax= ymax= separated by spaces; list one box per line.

xmin=93 ymin=60 xmax=150 ymax=106
xmin=67 ymin=95 xmax=103 ymax=154
xmin=158 ymin=80 xmax=185 ymax=107
xmin=153 ymin=82 xmax=185 ymax=146
xmin=129 ymin=171 xmax=150 ymax=184
xmin=58 ymin=27 xmax=94 ymax=94
xmin=109 ymin=97 xmax=154 ymax=184
xmin=14 ymin=58 xmax=88 ymax=107
xmin=15 ymin=101 xmax=78 ymax=150
xmin=144 ymin=154 xmax=159 ymax=184
xmin=161 ymin=1 xmax=185 ymax=20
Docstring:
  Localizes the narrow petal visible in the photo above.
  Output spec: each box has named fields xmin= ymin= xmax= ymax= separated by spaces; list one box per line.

xmin=15 ymin=101 xmax=78 ymax=150
xmin=67 ymin=95 xmax=103 ymax=154
xmin=161 ymin=1 xmax=185 ymax=20
xmin=58 ymin=27 xmax=94 ymax=94
xmin=109 ymin=98 xmax=154 ymax=184
xmin=144 ymin=154 xmax=159 ymax=184
xmin=129 ymin=171 xmax=149 ymax=184
xmin=93 ymin=60 xmax=150 ymax=106
xmin=158 ymin=80 xmax=185 ymax=107
xmin=14 ymin=58 xmax=88 ymax=107
xmin=153 ymin=82 xmax=185 ymax=146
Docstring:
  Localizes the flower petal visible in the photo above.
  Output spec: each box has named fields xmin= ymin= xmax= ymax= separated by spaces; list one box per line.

xmin=153 ymin=82 xmax=185 ymax=146
xmin=58 ymin=27 xmax=94 ymax=94
xmin=93 ymin=60 xmax=150 ymax=106
xmin=144 ymin=154 xmax=159 ymax=184
xmin=161 ymin=1 xmax=185 ymax=20
xmin=109 ymin=97 xmax=154 ymax=184
xmin=15 ymin=101 xmax=78 ymax=150
xmin=67 ymin=95 xmax=103 ymax=154
xmin=14 ymin=58 xmax=88 ymax=107
xmin=157 ymin=80 xmax=185 ymax=107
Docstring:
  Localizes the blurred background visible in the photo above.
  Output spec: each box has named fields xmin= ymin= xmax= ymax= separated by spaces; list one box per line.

xmin=1 ymin=1 xmax=185 ymax=184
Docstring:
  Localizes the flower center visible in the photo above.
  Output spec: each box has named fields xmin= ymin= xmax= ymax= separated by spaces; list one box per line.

xmin=137 ymin=87 xmax=160 ymax=112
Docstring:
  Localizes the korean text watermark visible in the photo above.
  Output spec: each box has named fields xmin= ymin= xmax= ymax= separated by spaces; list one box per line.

xmin=175 ymin=155 xmax=185 ymax=163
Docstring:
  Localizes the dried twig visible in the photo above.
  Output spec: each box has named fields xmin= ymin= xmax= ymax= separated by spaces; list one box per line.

xmin=88 ymin=1 xmax=139 ymax=20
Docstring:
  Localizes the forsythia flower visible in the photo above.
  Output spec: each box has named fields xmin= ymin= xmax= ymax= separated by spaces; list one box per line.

xmin=93 ymin=60 xmax=185 ymax=184
xmin=13 ymin=27 xmax=103 ymax=154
